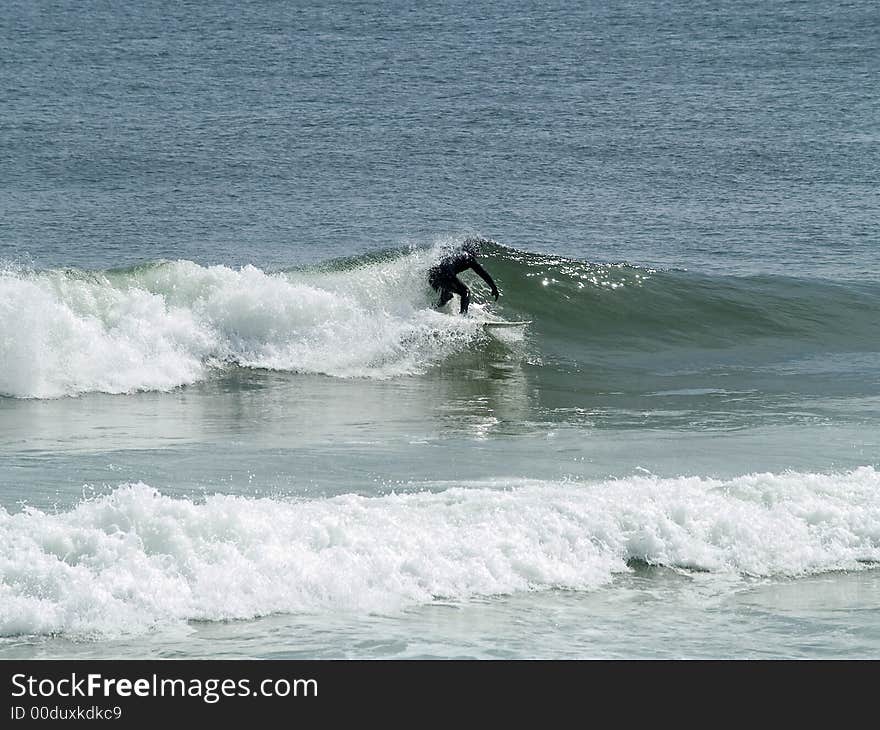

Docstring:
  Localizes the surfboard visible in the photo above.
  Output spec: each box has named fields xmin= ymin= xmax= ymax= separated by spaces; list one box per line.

xmin=481 ymin=320 xmax=531 ymax=328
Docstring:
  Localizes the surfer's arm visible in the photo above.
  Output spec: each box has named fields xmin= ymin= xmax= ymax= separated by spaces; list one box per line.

xmin=469 ymin=260 xmax=499 ymax=300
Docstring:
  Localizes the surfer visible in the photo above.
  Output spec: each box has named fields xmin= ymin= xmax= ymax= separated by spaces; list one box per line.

xmin=428 ymin=238 xmax=499 ymax=314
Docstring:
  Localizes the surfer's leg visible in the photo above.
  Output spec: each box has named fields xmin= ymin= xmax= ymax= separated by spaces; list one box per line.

xmin=430 ymin=266 xmax=455 ymax=309
xmin=450 ymin=277 xmax=470 ymax=314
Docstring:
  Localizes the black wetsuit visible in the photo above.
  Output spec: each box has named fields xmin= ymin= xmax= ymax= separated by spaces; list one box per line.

xmin=428 ymin=249 xmax=498 ymax=314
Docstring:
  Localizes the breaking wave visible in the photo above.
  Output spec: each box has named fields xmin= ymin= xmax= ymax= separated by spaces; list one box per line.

xmin=1 ymin=468 xmax=879 ymax=638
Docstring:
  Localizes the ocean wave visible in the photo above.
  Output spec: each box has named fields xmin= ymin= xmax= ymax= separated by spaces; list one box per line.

xmin=2 ymin=238 xmax=878 ymax=397
xmin=2 ymin=468 xmax=879 ymax=638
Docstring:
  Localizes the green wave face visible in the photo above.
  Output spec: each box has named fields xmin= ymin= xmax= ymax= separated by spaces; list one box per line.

xmin=476 ymin=242 xmax=880 ymax=359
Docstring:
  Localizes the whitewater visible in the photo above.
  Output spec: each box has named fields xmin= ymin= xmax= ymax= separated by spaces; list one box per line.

xmin=3 ymin=469 xmax=879 ymax=639
xmin=0 ymin=248 xmax=490 ymax=398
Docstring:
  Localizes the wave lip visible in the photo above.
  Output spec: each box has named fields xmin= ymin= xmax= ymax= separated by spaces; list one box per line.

xmin=2 ymin=467 xmax=878 ymax=638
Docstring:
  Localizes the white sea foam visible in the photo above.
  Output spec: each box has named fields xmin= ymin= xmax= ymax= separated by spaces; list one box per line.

xmin=1 ymin=468 xmax=879 ymax=638
xmin=0 ymin=245 xmax=487 ymax=398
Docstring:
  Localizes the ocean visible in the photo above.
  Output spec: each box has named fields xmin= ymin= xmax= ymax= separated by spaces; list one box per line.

xmin=1 ymin=0 xmax=879 ymax=658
